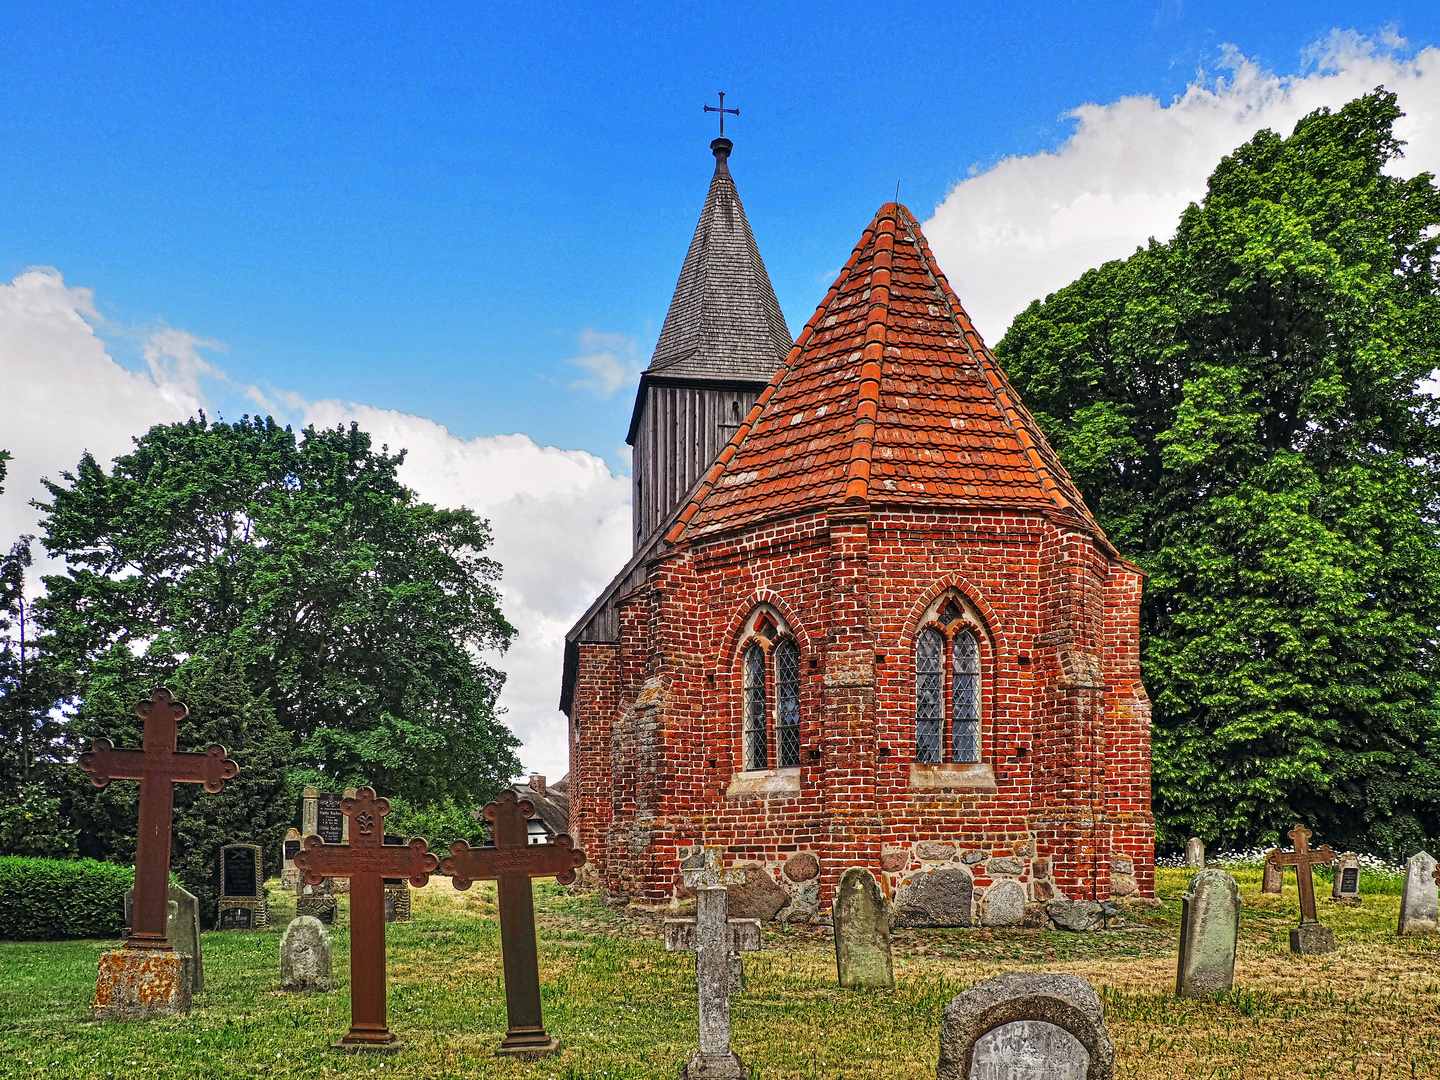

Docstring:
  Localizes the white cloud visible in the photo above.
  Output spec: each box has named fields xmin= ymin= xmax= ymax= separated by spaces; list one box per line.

xmin=303 ymin=402 xmax=632 ymax=782
xmin=925 ymin=32 xmax=1440 ymax=343
xmin=0 ymin=268 xmax=205 ymax=561
xmin=564 ymin=328 xmax=642 ymax=398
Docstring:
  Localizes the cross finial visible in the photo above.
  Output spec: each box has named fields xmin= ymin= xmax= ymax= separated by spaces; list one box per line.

xmin=704 ymin=91 xmax=739 ymax=137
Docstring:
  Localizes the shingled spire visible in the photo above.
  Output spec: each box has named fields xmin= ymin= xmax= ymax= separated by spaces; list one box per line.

xmin=626 ymin=137 xmax=793 ymax=548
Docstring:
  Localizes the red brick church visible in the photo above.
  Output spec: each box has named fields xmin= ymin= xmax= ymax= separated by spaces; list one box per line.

xmin=560 ymin=136 xmax=1154 ymax=925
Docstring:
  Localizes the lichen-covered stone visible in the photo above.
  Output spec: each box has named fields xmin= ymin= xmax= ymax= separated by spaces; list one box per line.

xmin=783 ymin=853 xmax=819 ymax=882
xmin=1398 ymin=852 xmax=1439 ymax=935
xmin=834 ymin=868 xmax=892 ymax=989
xmin=727 ymin=865 xmax=789 ymax=922
xmin=1021 ymin=903 xmax=1051 ymax=929
xmin=1109 ymin=856 xmax=1134 ymax=876
xmin=986 ymin=857 xmax=1025 ymax=877
xmin=280 ymin=916 xmax=333 ymax=992
xmin=782 ymin=881 xmax=820 ymax=923
xmin=1109 ymin=874 xmax=1138 ymax=897
xmin=915 ymin=841 xmax=956 ymax=863
xmin=1290 ymin=922 xmax=1336 ymax=954
xmin=1176 ymin=870 xmax=1240 ymax=996
xmin=1047 ymin=899 xmax=1104 ymax=932
xmin=961 ymin=850 xmax=987 ymax=865
xmin=94 ymin=947 xmax=192 ymax=1020
xmin=879 ymin=850 xmax=908 ymax=872
xmin=936 ymin=972 xmax=1114 ymax=1080
xmin=980 ymin=880 xmax=1026 ymax=927
xmin=893 ymin=866 xmax=974 ymax=928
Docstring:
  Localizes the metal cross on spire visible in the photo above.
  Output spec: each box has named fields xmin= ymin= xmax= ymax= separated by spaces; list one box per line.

xmin=704 ymin=91 xmax=739 ymax=137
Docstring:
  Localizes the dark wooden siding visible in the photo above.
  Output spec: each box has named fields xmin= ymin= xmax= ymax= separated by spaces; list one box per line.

xmin=631 ymin=382 xmax=762 ymax=549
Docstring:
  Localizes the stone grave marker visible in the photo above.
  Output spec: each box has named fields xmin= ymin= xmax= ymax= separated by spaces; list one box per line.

xmin=1331 ymin=853 xmax=1361 ymax=901
xmin=217 ymin=843 xmax=269 ymax=929
xmin=282 ymin=828 xmax=303 ymax=892
xmin=280 ymin=915 xmax=333 ymax=992
xmin=79 ymin=687 xmax=237 ymax=1019
xmin=438 ymin=788 xmax=587 ymax=1057
xmin=936 ymin=971 xmax=1114 ymax=1080
xmin=293 ymin=787 xmax=438 ymax=1051
xmin=665 ymin=885 xmax=761 ymax=1079
xmin=123 ymin=883 xmax=205 ymax=993
xmin=1396 ymin=851 xmax=1439 ymax=935
xmin=1266 ymin=824 xmax=1336 ymax=954
xmin=1261 ymin=858 xmax=1283 ymax=894
xmin=681 ymin=848 xmax=749 ymax=991
xmin=1184 ymin=837 xmax=1205 ymax=869
xmin=1175 ymin=870 xmax=1240 ymax=997
xmin=833 ymin=866 xmax=893 ymax=989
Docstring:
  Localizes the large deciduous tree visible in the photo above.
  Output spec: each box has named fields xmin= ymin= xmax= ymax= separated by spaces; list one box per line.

xmin=995 ymin=91 xmax=1440 ymax=857
xmin=37 ymin=416 xmax=521 ymax=820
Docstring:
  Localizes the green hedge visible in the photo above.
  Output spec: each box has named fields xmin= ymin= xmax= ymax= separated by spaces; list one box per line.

xmin=0 ymin=856 xmax=135 ymax=940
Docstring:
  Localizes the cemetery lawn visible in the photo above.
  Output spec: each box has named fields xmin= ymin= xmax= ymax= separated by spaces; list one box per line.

xmin=1 ymin=868 xmax=1438 ymax=1079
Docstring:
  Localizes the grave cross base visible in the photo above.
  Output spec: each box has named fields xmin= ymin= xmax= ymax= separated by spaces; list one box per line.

xmin=94 ymin=947 xmax=195 ymax=1020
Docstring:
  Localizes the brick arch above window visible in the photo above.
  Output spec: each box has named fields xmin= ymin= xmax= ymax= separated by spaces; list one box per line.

xmin=897 ymin=573 xmax=1006 ymax=659
xmin=711 ymin=589 xmax=814 ymax=672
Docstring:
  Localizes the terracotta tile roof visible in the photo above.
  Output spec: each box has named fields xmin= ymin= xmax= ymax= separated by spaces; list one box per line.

xmin=666 ymin=203 xmax=1102 ymax=544
xmin=643 ymin=139 xmax=794 ymax=383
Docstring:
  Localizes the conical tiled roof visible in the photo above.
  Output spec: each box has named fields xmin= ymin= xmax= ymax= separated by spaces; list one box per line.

xmin=666 ymin=203 xmax=1102 ymax=543
xmin=643 ymin=138 xmax=793 ymax=383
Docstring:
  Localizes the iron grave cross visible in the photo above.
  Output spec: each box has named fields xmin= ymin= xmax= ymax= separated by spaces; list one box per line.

xmin=665 ymin=885 xmax=761 ymax=1080
xmin=704 ymin=91 xmax=739 ymax=137
xmin=78 ymin=688 xmax=238 ymax=951
xmin=293 ymin=788 xmax=438 ymax=1050
xmin=438 ymin=789 xmax=586 ymax=1057
xmin=1267 ymin=824 xmax=1336 ymax=925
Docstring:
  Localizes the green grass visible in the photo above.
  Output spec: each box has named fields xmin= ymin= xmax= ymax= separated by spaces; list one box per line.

xmin=1 ymin=869 xmax=1438 ymax=1078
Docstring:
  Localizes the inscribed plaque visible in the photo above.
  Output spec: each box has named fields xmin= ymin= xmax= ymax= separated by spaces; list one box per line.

xmin=223 ymin=847 xmax=259 ymax=897
xmin=316 ymin=791 xmax=344 ymax=844
xmin=219 ymin=906 xmax=253 ymax=930
xmin=969 ymin=1021 xmax=1089 ymax=1080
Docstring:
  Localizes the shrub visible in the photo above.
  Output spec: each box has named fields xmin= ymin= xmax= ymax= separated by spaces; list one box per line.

xmin=0 ymin=855 xmax=134 ymax=940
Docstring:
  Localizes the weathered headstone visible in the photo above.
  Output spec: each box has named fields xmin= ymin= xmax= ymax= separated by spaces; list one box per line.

xmin=1184 ymin=837 xmax=1205 ymax=869
xmin=80 ymin=687 xmax=237 ymax=1020
xmin=1331 ymin=853 xmax=1361 ymax=901
xmin=293 ymin=787 xmax=438 ymax=1050
xmin=217 ymin=843 xmax=268 ymax=930
xmin=1396 ymin=851 xmax=1439 ymax=935
xmin=282 ymin=828 xmax=303 ymax=892
xmin=123 ymin=883 xmax=204 ymax=993
xmin=439 ymin=788 xmax=587 ymax=1057
xmin=833 ymin=867 xmax=893 ymax=989
xmin=936 ymin=972 xmax=1114 ymax=1080
xmin=893 ymin=866 xmax=973 ymax=927
xmin=280 ymin=915 xmax=333 ymax=992
xmin=1175 ymin=870 xmax=1240 ymax=997
xmin=1261 ymin=858 xmax=1283 ymax=894
xmin=1266 ymin=824 xmax=1336 ymax=954
xmin=665 ymin=886 xmax=761 ymax=1079
xmin=681 ymin=847 xmax=749 ymax=992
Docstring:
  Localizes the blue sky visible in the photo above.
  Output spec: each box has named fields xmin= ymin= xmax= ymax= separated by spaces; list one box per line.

xmin=5 ymin=1 xmax=1439 ymax=470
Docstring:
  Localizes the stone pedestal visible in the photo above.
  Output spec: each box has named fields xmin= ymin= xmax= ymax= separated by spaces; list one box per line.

xmin=1290 ymin=922 xmax=1336 ymax=954
xmin=94 ymin=947 xmax=193 ymax=1020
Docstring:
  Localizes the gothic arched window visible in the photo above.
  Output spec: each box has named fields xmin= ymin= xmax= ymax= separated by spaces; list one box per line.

xmin=743 ymin=643 xmax=768 ymax=771
xmin=738 ymin=611 xmax=803 ymax=773
xmin=914 ymin=602 xmax=984 ymax=764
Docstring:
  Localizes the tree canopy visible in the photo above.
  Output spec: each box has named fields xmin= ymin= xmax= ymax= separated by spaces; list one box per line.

xmin=36 ymin=416 xmax=521 ymax=810
xmin=995 ymin=90 xmax=1440 ymax=857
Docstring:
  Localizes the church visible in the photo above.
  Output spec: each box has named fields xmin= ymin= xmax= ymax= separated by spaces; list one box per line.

xmin=560 ymin=134 xmax=1154 ymax=926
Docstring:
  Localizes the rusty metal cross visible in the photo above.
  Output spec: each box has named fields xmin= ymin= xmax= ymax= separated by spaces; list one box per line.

xmin=78 ymin=688 xmax=237 ymax=951
xmin=1267 ymin=824 xmax=1336 ymax=924
xmin=439 ymin=789 xmax=586 ymax=1056
xmin=704 ymin=91 xmax=738 ymax=137
xmin=293 ymin=788 xmax=437 ymax=1049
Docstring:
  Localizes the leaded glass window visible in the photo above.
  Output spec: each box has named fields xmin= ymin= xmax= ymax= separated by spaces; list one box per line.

xmin=776 ymin=639 xmax=800 ymax=768
xmin=916 ymin=627 xmax=944 ymax=763
xmin=952 ymin=630 xmax=980 ymax=763
xmin=743 ymin=644 xmax=768 ymax=771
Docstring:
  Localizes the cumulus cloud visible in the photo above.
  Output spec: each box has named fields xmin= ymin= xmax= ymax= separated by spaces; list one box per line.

xmin=302 ymin=402 xmax=632 ymax=780
xmin=564 ymin=328 xmax=643 ymax=398
xmin=926 ymin=32 xmax=1440 ymax=343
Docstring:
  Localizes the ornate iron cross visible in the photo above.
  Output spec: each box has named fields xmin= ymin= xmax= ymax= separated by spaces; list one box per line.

xmin=1267 ymin=824 xmax=1336 ymax=924
xmin=704 ymin=91 xmax=738 ymax=137
xmin=293 ymin=788 xmax=438 ymax=1049
xmin=78 ymin=688 xmax=237 ymax=951
xmin=439 ymin=789 xmax=586 ymax=1056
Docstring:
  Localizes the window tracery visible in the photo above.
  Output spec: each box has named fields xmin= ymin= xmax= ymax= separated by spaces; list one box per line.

xmin=736 ymin=608 xmax=803 ymax=772
xmin=914 ymin=596 xmax=985 ymax=764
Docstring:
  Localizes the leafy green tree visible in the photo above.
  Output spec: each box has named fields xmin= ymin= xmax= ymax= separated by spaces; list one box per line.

xmin=36 ymin=416 xmax=521 ymax=813
xmin=996 ymin=91 xmax=1440 ymax=857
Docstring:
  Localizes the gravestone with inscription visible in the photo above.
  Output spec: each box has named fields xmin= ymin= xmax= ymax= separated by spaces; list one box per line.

xmin=937 ymin=972 xmax=1114 ymax=1080
xmin=280 ymin=915 xmax=333 ymax=992
xmin=1331 ymin=853 xmax=1361 ymax=901
xmin=1184 ymin=838 xmax=1204 ymax=869
xmin=282 ymin=828 xmax=303 ymax=892
xmin=1397 ymin=851 xmax=1439 ymax=935
xmin=833 ymin=867 xmax=893 ymax=989
xmin=216 ymin=843 xmax=268 ymax=929
xmin=1175 ymin=870 xmax=1239 ymax=997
